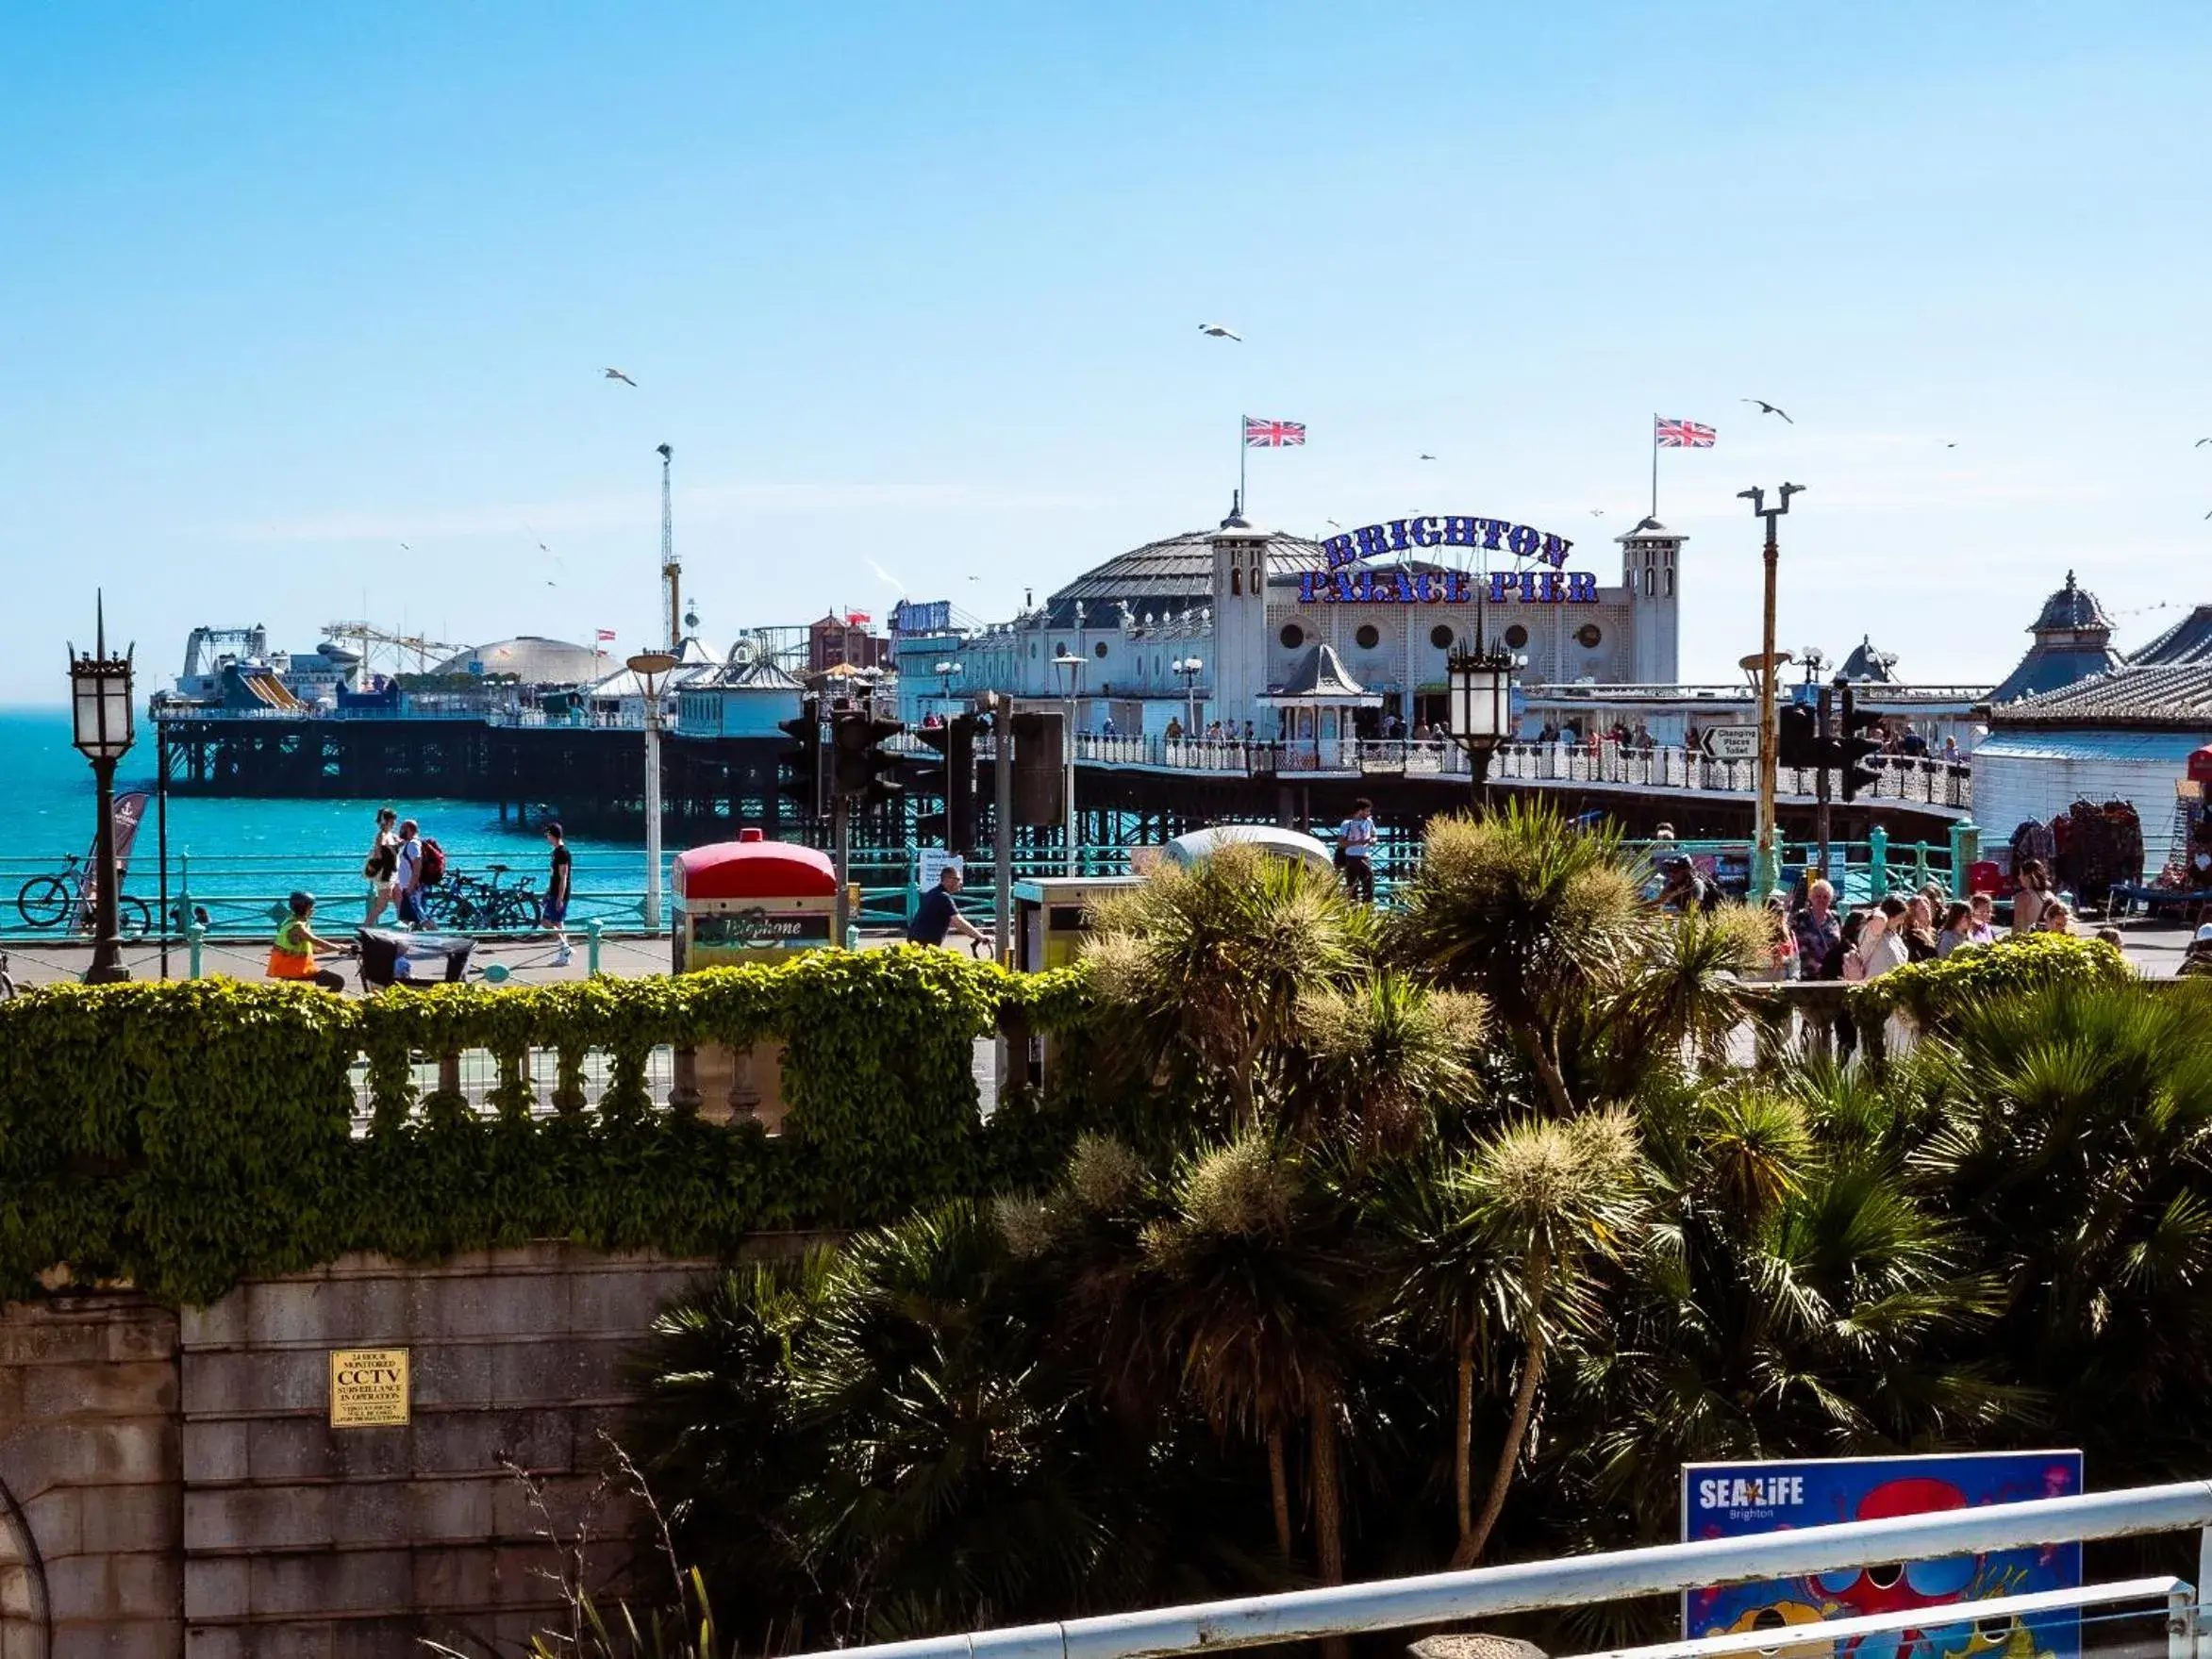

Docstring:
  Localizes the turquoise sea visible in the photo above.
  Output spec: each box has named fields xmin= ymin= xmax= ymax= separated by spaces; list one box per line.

xmin=0 ymin=707 xmax=657 ymax=937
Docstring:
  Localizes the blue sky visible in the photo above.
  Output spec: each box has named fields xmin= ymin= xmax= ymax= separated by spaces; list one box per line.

xmin=4 ymin=4 xmax=2209 ymax=703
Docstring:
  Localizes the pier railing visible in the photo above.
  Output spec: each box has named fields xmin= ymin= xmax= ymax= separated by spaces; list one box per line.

xmin=1068 ymin=735 xmax=1972 ymax=811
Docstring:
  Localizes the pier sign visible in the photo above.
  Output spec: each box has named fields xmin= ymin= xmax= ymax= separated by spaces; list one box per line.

xmin=329 ymin=1348 xmax=410 ymax=1428
xmin=1305 ymin=514 xmax=1598 ymax=607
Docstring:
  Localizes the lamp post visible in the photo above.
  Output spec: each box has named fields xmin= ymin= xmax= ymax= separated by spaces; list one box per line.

xmin=1445 ymin=641 xmax=1515 ymax=807
xmin=1173 ymin=655 xmax=1205 ymax=736
xmin=933 ymin=658 xmax=964 ymax=721
xmin=1737 ymin=483 xmax=1805 ymax=899
xmin=628 ymin=651 xmax=679 ymax=934
xmin=1052 ymin=647 xmax=1083 ymax=876
xmin=69 ymin=597 xmax=136 ymax=984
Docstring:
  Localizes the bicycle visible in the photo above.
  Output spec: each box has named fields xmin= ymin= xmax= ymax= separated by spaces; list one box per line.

xmin=416 ymin=864 xmax=541 ymax=932
xmin=15 ymin=854 xmax=154 ymax=937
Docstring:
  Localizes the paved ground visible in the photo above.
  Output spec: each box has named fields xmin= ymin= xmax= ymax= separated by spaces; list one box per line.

xmin=2 ymin=914 xmax=2199 ymax=991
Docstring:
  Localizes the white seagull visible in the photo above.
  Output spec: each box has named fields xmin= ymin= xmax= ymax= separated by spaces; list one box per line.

xmin=603 ymin=368 xmax=638 ymax=387
xmin=1197 ymin=323 xmax=1241 ymax=341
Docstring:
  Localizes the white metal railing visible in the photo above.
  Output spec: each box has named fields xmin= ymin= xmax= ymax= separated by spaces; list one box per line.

xmin=786 ymin=1479 xmax=2212 ymax=1659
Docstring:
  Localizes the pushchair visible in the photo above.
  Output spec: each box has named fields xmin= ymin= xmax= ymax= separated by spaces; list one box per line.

xmin=356 ymin=927 xmax=475 ymax=989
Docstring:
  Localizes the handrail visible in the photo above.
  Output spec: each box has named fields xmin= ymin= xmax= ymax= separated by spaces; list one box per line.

xmin=1559 ymin=1578 xmax=2187 ymax=1659
xmin=784 ymin=1480 xmax=2212 ymax=1659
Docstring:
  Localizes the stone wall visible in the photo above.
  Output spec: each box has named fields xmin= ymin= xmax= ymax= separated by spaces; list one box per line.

xmin=0 ymin=1239 xmax=816 ymax=1657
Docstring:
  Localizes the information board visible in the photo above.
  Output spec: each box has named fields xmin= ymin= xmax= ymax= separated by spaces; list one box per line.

xmin=1681 ymin=1452 xmax=2084 ymax=1658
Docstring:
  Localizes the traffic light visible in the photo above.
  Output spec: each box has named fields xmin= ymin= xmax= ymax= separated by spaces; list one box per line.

xmin=1777 ymin=704 xmax=1820 ymax=769
xmin=832 ymin=708 xmax=906 ymax=808
xmin=1008 ymin=709 xmax=1065 ymax=826
xmin=913 ymin=714 xmax=978 ymax=850
xmin=1837 ymin=684 xmax=1884 ymax=803
xmin=778 ymin=697 xmax=825 ymax=818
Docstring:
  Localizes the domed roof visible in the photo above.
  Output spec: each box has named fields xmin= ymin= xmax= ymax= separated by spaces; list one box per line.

xmin=1838 ymin=636 xmax=1900 ymax=683
xmin=428 ymin=636 xmax=607 ymax=683
xmin=1042 ymin=516 xmax=1326 ymax=629
xmin=2031 ymin=571 xmax=2111 ymax=634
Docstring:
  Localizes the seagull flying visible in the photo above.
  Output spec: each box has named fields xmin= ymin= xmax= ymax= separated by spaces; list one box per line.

xmin=603 ymin=368 xmax=638 ymax=387
xmin=2199 ymin=438 xmax=2212 ymax=447
xmin=1419 ymin=453 xmax=1437 ymax=460
xmin=1588 ymin=508 xmax=1605 ymax=517
xmin=1197 ymin=323 xmax=1241 ymax=341
xmin=1741 ymin=398 xmax=1793 ymax=423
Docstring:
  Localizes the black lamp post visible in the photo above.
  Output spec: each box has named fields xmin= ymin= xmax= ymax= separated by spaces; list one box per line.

xmin=1446 ymin=641 xmax=1515 ymax=803
xmin=69 ymin=597 xmax=136 ymax=984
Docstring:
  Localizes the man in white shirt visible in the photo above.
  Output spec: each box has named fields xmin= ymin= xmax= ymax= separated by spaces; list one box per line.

xmin=1337 ymin=799 xmax=1377 ymax=904
xmin=392 ymin=819 xmax=425 ymax=926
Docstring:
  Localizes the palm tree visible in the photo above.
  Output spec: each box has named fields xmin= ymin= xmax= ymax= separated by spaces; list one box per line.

xmin=1135 ymin=1134 xmax=1364 ymax=1587
xmin=1087 ymin=843 xmax=1369 ymax=1127
xmin=1564 ymin=1073 xmax=2020 ymax=1543
xmin=1909 ymin=980 xmax=2212 ymax=1480
xmin=1289 ymin=972 xmax=1489 ymax=1157
xmin=1599 ymin=903 xmax=1771 ymax=1086
xmin=1389 ymin=801 xmax=1642 ymax=1116
xmin=1448 ymin=1109 xmax=1645 ymax=1568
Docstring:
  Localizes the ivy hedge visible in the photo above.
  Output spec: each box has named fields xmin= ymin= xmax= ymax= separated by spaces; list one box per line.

xmin=0 ymin=952 xmax=1103 ymax=1306
xmin=1853 ymin=931 xmax=2134 ymax=1026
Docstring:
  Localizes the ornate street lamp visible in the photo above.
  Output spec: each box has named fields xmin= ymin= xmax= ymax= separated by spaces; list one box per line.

xmin=1051 ymin=647 xmax=1083 ymax=876
xmin=628 ymin=650 xmax=680 ymax=935
xmin=1445 ymin=639 xmax=1515 ymax=799
xmin=69 ymin=596 xmax=136 ymax=983
xmin=933 ymin=658 xmax=963 ymax=720
xmin=1173 ymin=655 xmax=1205 ymax=736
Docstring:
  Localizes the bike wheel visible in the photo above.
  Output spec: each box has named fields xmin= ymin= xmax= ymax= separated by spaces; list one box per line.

xmin=116 ymin=897 xmax=153 ymax=938
xmin=16 ymin=876 xmax=70 ymax=931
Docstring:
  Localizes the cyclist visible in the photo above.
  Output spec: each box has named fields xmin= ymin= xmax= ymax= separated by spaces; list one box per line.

xmin=906 ymin=862 xmax=987 ymax=952
xmin=267 ymin=892 xmax=351 ymax=992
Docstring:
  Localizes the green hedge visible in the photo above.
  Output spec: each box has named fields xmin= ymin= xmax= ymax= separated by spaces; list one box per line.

xmin=1853 ymin=931 xmax=2134 ymax=1026
xmin=0 ymin=953 xmax=1097 ymax=1306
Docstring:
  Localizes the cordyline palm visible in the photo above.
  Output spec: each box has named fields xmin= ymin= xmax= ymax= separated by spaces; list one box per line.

xmin=1566 ymin=1073 xmax=2019 ymax=1542
xmin=1909 ymin=980 xmax=2212 ymax=1479
xmin=1389 ymin=801 xmax=1642 ymax=1116
xmin=1087 ymin=843 xmax=1369 ymax=1127
xmin=1459 ymin=1110 xmax=1645 ymax=1566
xmin=1134 ymin=1134 xmax=1365 ymax=1589
xmin=1597 ymin=903 xmax=1772 ymax=1087
xmin=1289 ymin=972 xmax=1489 ymax=1158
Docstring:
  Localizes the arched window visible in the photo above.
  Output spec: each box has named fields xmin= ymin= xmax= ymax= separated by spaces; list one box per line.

xmin=1644 ymin=568 xmax=1655 ymax=596
xmin=1665 ymin=568 xmax=1674 ymax=597
xmin=1230 ymin=568 xmax=1242 ymax=596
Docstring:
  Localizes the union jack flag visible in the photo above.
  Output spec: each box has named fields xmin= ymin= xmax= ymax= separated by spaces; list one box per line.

xmin=1655 ymin=416 xmax=1717 ymax=448
xmin=1244 ymin=416 xmax=1306 ymax=448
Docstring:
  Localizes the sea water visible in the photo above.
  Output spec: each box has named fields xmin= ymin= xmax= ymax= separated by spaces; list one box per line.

xmin=0 ymin=705 xmax=644 ymax=904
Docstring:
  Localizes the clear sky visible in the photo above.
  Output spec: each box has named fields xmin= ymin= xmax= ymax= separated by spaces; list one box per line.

xmin=4 ymin=4 xmax=2209 ymax=704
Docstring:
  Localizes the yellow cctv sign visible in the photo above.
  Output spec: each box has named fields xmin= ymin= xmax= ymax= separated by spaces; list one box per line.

xmin=328 ymin=1348 xmax=410 ymax=1428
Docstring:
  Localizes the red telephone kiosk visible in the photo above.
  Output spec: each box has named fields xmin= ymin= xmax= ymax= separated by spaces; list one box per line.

xmin=670 ymin=829 xmax=840 ymax=1128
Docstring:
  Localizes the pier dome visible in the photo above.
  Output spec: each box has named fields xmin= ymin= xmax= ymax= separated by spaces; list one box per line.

xmin=428 ymin=636 xmax=607 ymax=684
xmin=1041 ymin=518 xmax=1327 ymax=628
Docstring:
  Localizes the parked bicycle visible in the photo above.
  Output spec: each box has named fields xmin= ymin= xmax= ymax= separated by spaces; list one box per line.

xmin=14 ymin=854 xmax=153 ymax=937
xmin=416 ymin=863 xmax=541 ymax=932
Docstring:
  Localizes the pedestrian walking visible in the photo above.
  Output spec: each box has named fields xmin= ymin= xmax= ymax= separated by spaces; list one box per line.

xmin=542 ymin=821 xmax=574 ymax=966
xmin=392 ymin=819 xmax=427 ymax=926
xmin=1336 ymin=798 xmax=1378 ymax=904
xmin=1846 ymin=899 xmax=1911 ymax=981
xmin=266 ymin=892 xmax=351 ymax=992
xmin=362 ymin=807 xmax=399 ymax=926
xmin=1902 ymin=894 xmax=1939 ymax=962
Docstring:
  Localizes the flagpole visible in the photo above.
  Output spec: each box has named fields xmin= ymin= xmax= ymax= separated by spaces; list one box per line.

xmin=1650 ymin=412 xmax=1659 ymax=521
xmin=1239 ymin=413 xmax=1247 ymax=515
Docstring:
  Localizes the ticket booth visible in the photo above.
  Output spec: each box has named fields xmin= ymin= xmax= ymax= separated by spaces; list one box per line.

xmin=671 ymin=830 xmax=840 ymax=1128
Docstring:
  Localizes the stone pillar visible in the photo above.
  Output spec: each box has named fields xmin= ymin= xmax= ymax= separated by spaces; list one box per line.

xmin=0 ymin=1292 xmax=183 ymax=1659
